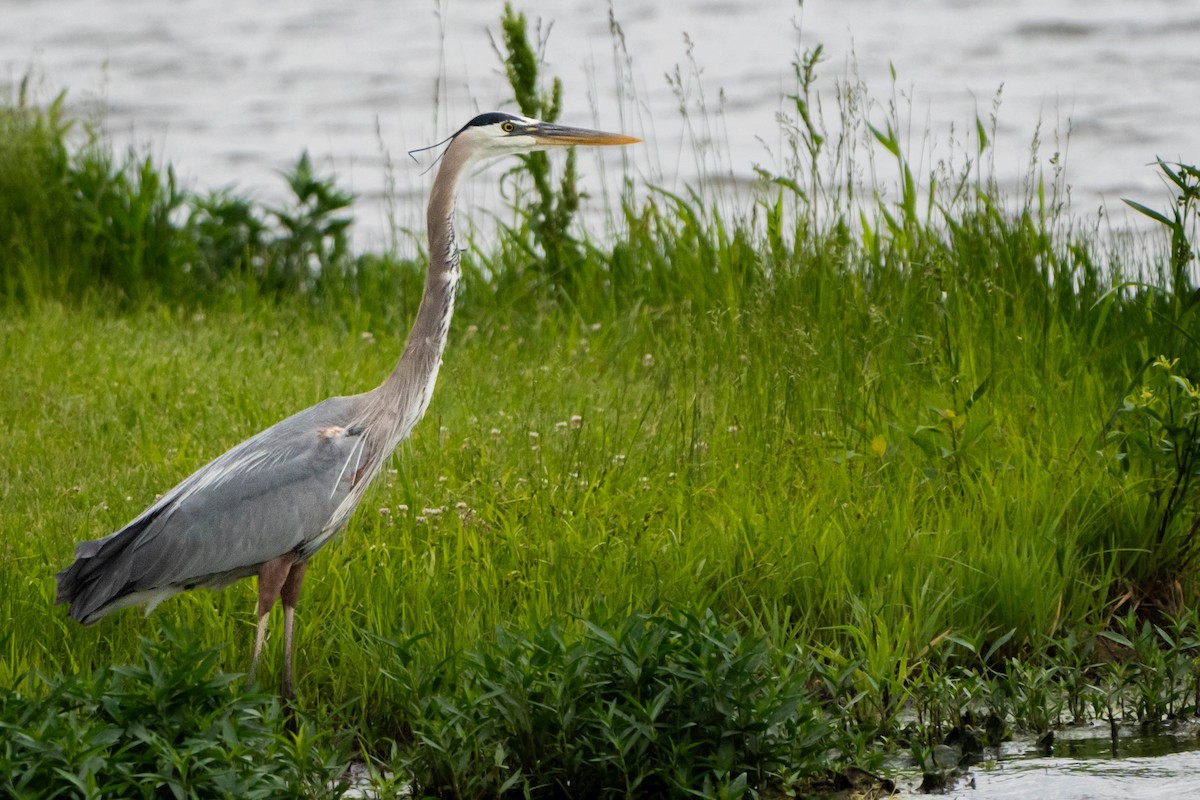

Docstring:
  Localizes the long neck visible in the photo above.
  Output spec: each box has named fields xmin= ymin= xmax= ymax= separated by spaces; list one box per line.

xmin=368 ymin=138 xmax=472 ymax=444
xmin=409 ymin=138 xmax=469 ymax=367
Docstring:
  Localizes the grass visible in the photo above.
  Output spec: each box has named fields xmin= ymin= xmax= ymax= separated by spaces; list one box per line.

xmin=4 ymin=13 xmax=1200 ymax=797
xmin=0 ymin=276 xmax=1131 ymax=687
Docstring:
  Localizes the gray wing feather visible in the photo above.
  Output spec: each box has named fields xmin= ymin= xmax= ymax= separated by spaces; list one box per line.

xmin=57 ymin=394 xmax=372 ymax=623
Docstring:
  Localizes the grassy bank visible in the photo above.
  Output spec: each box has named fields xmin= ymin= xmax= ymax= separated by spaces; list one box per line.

xmin=5 ymin=14 xmax=1200 ymax=797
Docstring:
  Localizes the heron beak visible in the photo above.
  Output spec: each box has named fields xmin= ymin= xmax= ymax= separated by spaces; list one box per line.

xmin=528 ymin=123 xmax=641 ymax=147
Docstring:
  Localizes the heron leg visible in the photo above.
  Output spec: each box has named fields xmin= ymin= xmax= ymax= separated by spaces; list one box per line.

xmin=248 ymin=554 xmax=295 ymax=685
xmin=280 ymin=560 xmax=309 ymax=701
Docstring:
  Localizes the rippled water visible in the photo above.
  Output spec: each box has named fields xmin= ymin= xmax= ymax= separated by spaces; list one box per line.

xmin=945 ymin=726 xmax=1200 ymax=800
xmin=962 ymin=750 xmax=1200 ymax=800
xmin=3 ymin=0 xmax=1198 ymax=245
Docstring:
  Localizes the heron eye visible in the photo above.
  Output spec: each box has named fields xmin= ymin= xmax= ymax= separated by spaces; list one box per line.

xmin=501 ymin=122 xmax=515 ymax=133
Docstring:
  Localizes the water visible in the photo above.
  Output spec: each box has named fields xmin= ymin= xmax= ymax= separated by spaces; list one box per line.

xmin=3 ymin=0 xmax=1198 ymax=248
xmin=962 ymin=750 xmax=1200 ymax=800
xmin=893 ymin=725 xmax=1200 ymax=799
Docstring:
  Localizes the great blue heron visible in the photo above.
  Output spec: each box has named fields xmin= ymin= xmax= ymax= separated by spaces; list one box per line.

xmin=55 ymin=112 xmax=639 ymax=698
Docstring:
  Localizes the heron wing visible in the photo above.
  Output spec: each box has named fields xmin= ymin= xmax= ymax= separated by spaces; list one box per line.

xmin=57 ymin=394 xmax=376 ymax=622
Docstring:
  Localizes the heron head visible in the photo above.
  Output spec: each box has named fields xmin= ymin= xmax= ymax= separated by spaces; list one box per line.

xmin=453 ymin=111 xmax=640 ymax=161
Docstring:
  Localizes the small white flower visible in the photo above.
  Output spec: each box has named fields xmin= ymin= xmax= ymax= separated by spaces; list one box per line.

xmin=642 ymin=353 xmax=655 ymax=367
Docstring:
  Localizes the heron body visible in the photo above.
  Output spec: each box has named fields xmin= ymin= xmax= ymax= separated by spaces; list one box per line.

xmin=55 ymin=112 xmax=638 ymax=698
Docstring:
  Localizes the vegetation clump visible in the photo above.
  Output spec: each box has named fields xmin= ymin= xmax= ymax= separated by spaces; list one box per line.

xmin=0 ymin=629 xmax=347 ymax=800
xmin=0 ymin=86 xmax=362 ymax=309
xmin=393 ymin=610 xmax=829 ymax=798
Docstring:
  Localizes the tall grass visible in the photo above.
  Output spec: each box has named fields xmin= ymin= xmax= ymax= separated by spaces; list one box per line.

xmin=3 ymin=11 xmax=1200 ymax=795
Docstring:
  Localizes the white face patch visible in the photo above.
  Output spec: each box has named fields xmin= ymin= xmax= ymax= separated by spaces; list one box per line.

xmin=462 ymin=117 xmax=546 ymax=161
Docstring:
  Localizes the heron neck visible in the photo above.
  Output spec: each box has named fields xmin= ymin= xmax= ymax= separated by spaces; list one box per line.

xmin=373 ymin=138 xmax=472 ymax=442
